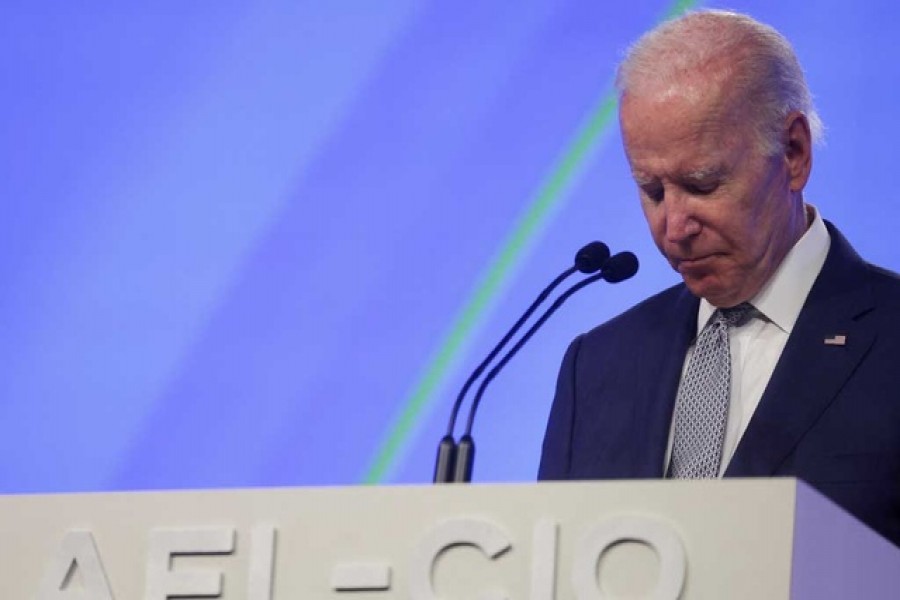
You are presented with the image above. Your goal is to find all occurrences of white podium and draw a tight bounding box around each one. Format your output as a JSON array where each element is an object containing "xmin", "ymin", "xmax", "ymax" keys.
[{"xmin": 1, "ymin": 478, "xmax": 898, "ymax": 599}]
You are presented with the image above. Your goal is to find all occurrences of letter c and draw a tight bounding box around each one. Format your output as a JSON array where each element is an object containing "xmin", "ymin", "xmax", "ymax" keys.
[{"xmin": 410, "ymin": 517, "xmax": 511, "ymax": 600}]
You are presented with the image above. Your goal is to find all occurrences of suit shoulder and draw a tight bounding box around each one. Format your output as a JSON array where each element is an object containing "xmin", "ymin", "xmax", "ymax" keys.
[
  {"xmin": 866, "ymin": 261, "xmax": 900, "ymax": 295},
  {"xmin": 863, "ymin": 262, "xmax": 900, "ymax": 327},
  {"xmin": 581, "ymin": 282, "xmax": 690, "ymax": 342}
]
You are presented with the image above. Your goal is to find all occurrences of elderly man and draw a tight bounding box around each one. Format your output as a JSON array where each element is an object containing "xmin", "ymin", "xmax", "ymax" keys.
[{"xmin": 539, "ymin": 10, "xmax": 900, "ymax": 546}]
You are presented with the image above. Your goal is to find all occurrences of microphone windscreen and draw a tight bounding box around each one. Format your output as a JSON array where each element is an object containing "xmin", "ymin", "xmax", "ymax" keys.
[
  {"xmin": 602, "ymin": 251, "xmax": 639, "ymax": 283},
  {"xmin": 574, "ymin": 241, "xmax": 610, "ymax": 273}
]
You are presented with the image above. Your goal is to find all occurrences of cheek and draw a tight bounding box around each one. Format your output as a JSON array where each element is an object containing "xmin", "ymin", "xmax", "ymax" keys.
[{"xmin": 641, "ymin": 203, "xmax": 665, "ymax": 240}]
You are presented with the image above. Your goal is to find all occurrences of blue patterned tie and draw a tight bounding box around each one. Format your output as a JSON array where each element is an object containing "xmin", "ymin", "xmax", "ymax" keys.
[{"xmin": 668, "ymin": 303, "xmax": 755, "ymax": 478}]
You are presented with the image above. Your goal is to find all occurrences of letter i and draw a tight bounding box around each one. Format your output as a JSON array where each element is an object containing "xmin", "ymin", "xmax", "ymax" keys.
[
  {"xmin": 247, "ymin": 525, "xmax": 277, "ymax": 600},
  {"xmin": 531, "ymin": 519, "xmax": 558, "ymax": 600}
]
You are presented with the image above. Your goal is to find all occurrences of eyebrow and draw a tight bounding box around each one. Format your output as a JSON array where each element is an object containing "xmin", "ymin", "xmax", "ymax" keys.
[
  {"xmin": 631, "ymin": 172, "xmax": 657, "ymax": 186},
  {"xmin": 683, "ymin": 166, "xmax": 726, "ymax": 181},
  {"xmin": 631, "ymin": 166, "xmax": 725, "ymax": 186}
]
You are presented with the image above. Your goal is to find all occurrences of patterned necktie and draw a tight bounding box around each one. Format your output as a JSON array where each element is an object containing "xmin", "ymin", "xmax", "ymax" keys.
[{"xmin": 668, "ymin": 303, "xmax": 755, "ymax": 479}]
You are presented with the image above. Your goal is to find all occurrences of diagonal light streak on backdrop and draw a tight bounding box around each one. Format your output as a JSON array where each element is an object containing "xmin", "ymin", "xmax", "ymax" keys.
[{"xmin": 363, "ymin": 0, "xmax": 700, "ymax": 484}]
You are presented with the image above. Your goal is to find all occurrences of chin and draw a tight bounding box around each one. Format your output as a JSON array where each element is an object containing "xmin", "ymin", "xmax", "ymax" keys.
[{"xmin": 684, "ymin": 279, "xmax": 733, "ymax": 307}]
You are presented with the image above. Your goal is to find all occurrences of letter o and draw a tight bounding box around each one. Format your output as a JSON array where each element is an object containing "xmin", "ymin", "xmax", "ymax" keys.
[{"xmin": 571, "ymin": 515, "xmax": 685, "ymax": 600}]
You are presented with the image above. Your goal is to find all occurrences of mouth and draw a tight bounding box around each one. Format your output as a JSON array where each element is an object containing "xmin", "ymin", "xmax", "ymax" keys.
[{"xmin": 672, "ymin": 254, "xmax": 720, "ymax": 272}]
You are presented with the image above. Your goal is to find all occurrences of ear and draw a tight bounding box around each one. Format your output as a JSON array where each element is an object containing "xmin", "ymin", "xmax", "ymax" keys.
[{"xmin": 783, "ymin": 111, "xmax": 813, "ymax": 192}]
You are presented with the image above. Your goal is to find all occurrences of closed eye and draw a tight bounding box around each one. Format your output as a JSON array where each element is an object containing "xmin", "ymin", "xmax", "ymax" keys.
[
  {"xmin": 684, "ymin": 180, "xmax": 719, "ymax": 196},
  {"xmin": 640, "ymin": 183, "xmax": 664, "ymax": 202}
]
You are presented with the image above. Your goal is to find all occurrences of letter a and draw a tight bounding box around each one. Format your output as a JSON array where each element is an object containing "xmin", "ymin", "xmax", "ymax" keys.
[{"xmin": 36, "ymin": 530, "xmax": 114, "ymax": 600}]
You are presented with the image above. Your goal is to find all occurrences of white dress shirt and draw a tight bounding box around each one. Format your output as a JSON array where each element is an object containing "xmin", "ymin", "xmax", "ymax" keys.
[{"xmin": 665, "ymin": 205, "xmax": 831, "ymax": 476}]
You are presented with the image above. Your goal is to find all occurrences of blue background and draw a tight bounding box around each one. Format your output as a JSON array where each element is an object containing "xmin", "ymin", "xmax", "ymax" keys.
[{"xmin": 2, "ymin": 1, "xmax": 897, "ymax": 492}]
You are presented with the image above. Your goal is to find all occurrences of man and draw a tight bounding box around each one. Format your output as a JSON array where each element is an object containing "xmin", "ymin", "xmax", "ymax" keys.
[{"xmin": 539, "ymin": 10, "xmax": 900, "ymax": 547}]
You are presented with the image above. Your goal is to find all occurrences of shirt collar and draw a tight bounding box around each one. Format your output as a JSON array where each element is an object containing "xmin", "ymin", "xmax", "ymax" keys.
[{"xmin": 696, "ymin": 204, "xmax": 830, "ymax": 334}]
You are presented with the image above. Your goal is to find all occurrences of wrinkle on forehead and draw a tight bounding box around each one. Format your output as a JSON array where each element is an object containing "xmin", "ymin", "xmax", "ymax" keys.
[
  {"xmin": 621, "ymin": 92, "xmax": 752, "ymax": 187},
  {"xmin": 627, "ymin": 79, "xmax": 732, "ymax": 120},
  {"xmin": 621, "ymin": 79, "xmax": 751, "ymax": 162}
]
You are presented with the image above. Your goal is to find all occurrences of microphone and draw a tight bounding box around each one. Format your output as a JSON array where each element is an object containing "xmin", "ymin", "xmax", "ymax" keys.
[
  {"xmin": 574, "ymin": 241, "xmax": 613, "ymax": 273},
  {"xmin": 451, "ymin": 251, "xmax": 639, "ymax": 483},
  {"xmin": 601, "ymin": 251, "xmax": 639, "ymax": 283},
  {"xmin": 433, "ymin": 241, "xmax": 610, "ymax": 483}
]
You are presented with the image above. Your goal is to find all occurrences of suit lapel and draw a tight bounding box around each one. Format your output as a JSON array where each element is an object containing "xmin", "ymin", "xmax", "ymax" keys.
[
  {"xmin": 726, "ymin": 224, "xmax": 877, "ymax": 477},
  {"xmin": 634, "ymin": 287, "xmax": 698, "ymax": 477}
]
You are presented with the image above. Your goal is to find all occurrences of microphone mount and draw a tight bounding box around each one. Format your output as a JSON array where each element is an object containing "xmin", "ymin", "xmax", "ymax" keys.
[{"xmin": 432, "ymin": 241, "xmax": 610, "ymax": 483}]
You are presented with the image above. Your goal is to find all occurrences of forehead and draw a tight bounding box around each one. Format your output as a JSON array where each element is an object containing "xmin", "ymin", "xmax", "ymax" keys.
[{"xmin": 619, "ymin": 83, "xmax": 751, "ymax": 177}]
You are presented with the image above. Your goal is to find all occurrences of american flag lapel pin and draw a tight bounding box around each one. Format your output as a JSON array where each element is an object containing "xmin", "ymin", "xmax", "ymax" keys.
[{"xmin": 824, "ymin": 334, "xmax": 847, "ymax": 346}]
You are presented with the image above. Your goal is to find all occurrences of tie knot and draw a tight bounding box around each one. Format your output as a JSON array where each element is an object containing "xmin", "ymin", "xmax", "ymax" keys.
[{"xmin": 716, "ymin": 302, "xmax": 755, "ymax": 328}]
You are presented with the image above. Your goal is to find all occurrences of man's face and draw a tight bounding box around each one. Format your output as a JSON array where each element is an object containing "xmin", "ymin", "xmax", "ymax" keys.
[{"xmin": 620, "ymin": 83, "xmax": 803, "ymax": 308}]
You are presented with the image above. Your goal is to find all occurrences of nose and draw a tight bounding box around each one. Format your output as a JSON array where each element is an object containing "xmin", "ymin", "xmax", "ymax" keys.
[{"xmin": 663, "ymin": 193, "xmax": 700, "ymax": 243}]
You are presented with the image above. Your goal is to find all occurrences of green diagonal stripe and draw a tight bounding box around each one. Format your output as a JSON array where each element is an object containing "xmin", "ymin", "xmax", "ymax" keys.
[{"xmin": 363, "ymin": 0, "xmax": 700, "ymax": 484}]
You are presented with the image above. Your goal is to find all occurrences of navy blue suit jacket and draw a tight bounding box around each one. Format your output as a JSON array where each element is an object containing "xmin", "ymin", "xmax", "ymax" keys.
[{"xmin": 539, "ymin": 223, "xmax": 900, "ymax": 546}]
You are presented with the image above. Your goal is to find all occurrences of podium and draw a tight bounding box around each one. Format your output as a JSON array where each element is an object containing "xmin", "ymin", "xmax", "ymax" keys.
[{"xmin": 2, "ymin": 478, "xmax": 898, "ymax": 599}]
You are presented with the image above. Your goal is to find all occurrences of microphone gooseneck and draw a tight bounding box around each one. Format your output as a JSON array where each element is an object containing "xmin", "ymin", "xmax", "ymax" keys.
[
  {"xmin": 433, "ymin": 241, "xmax": 610, "ymax": 483},
  {"xmin": 452, "ymin": 251, "xmax": 640, "ymax": 483}
]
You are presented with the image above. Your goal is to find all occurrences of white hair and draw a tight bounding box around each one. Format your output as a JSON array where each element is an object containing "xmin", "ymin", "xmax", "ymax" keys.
[{"xmin": 616, "ymin": 10, "xmax": 824, "ymax": 155}]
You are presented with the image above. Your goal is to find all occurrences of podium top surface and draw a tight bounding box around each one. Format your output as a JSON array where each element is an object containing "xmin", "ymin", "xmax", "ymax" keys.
[{"xmin": 2, "ymin": 478, "xmax": 898, "ymax": 599}]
